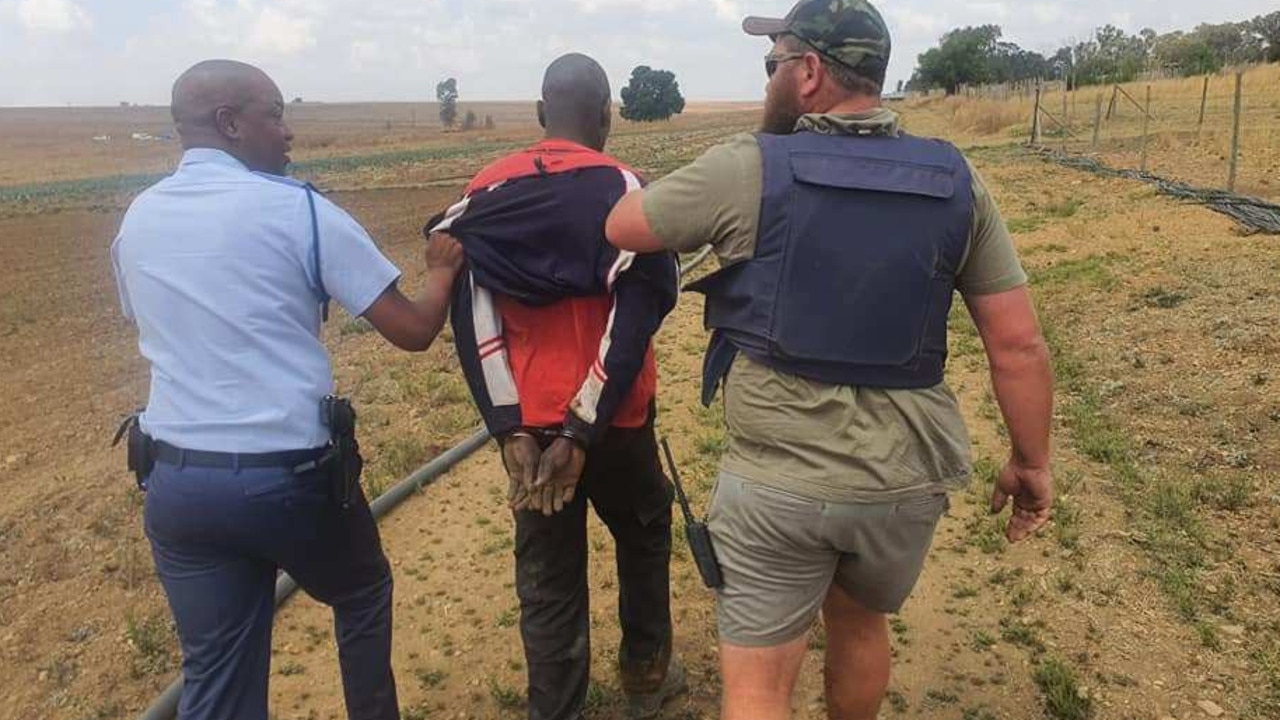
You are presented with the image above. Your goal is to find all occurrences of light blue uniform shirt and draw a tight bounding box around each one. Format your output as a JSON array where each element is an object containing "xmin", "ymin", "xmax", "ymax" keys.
[{"xmin": 112, "ymin": 148, "xmax": 401, "ymax": 453}]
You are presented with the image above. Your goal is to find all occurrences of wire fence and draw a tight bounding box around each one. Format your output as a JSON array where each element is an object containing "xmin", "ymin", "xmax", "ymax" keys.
[
  {"xmin": 1021, "ymin": 65, "xmax": 1279, "ymax": 200},
  {"xmin": 981, "ymin": 64, "xmax": 1280, "ymax": 234},
  {"xmin": 914, "ymin": 65, "xmax": 1278, "ymax": 207}
]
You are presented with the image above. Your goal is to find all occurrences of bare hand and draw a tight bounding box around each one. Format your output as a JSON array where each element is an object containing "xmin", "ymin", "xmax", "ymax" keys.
[
  {"xmin": 991, "ymin": 459, "xmax": 1053, "ymax": 542},
  {"xmin": 531, "ymin": 437, "xmax": 586, "ymax": 516},
  {"xmin": 501, "ymin": 434, "xmax": 541, "ymax": 512},
  {"xmin": 425, "ymin": 231, "xmax": 464, "ymax": 274}
]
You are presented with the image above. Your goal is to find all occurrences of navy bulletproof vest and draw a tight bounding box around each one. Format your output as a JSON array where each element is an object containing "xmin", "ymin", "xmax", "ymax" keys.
[{"xmin": 690, "ymin": 130, "xmax": 973, "ymax": 405}]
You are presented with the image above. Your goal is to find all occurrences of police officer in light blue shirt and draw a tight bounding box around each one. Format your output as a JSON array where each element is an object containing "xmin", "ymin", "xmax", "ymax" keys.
[{"xmin": 111, "ymin": 59, "xmax": 463, "ymax": 720}]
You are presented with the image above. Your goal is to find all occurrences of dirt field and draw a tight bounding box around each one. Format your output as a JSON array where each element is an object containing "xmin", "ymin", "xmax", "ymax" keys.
[{"xmin": 0, "ymin": 96, "xmax": 1277, "ymax": 720}]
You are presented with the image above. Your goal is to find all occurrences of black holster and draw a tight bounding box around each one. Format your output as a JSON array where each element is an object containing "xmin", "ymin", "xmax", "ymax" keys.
[
  {"xmin": 319, "ymin": 395, "xmax": 363, "ymax": 509},
  {"xmin": 112, "ymin": 412, "xmax": 154, "ymax": 490}
]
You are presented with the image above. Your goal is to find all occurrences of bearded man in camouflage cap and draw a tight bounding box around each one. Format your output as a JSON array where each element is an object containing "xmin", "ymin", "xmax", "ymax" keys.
[{"xmin": 605, "ymin": 1, "xmax": 1055, "ymax": 718}]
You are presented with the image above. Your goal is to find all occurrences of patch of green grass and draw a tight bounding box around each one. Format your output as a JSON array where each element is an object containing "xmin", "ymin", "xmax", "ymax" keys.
[
  {"xmin": 1041, "ymin": 319, "xmax": 1224, "ymax": 630},
  {"xmin": 1136, "ymin": 286, "xmax": 1189, "ymax": 309},
  {"xmin": 125, "ymin": 613, "xmax": 174, "ymax": 678},
  {"xmin": 890, "ymin": 616, "xmax": 909, "ymax": 636},
  {"xmin": 584, "ymin": 682, "xmax": 617, "ymax": 711},
  {"xmin": 1196, "ymin": 620, "xmax": 1223, "ymax": 651},
  {"xmin": 1025, "ymin": 242, "xmax": 1071, "ymax": 256},
  {"xmin": 952, "ymin": 584, "xmax": 980, "ymax": 599},
  {"xmin": 415, "ymin": 667, "xmax": 447, "ymax": 689},
  {"xmin": 924, "ymin": 689, "xmax": 960, "ymax": 706},
  {"xmin": 1033, "ymin": 255, "xmax": 1118, "ymax": 291},
  {"xmin": 1055, "ymin": 571, "xmax": 1078, "ymax": 595},
  {"xmin": 1034, "ymin": 657, "xmax": 1094, "ymax": 720},
  {"xmin": 1010, "ymin": 582, "xmax": 1036, "ymax": 611},
  {"xmin": 497, "ymin": 607, "xmax": 518, "ymax": 628},
  {"xmin": 1193, "ymin": 474, "xmax": 1254, "ymax": 512},
  {"xmin": 987, "ymin": 567, "xmax": 1024, "ymax": 587},
  {"xmin": 489, "ymin": 678, "xmax": 523, "ymax": 710},
  {"xmin": 339, "ymin": 317, "xmax": 375, "ymax": 336},
  {"xmin": 1043, "ymin": 198, "xmax": 1085, "ymax": 218},
  {"xmin": 965, "ymin": 514, "xmax": 1006, "ymax": 554},
  {"xmin": 481, "ymin": 536, "xmax": 514, "ymax": 556},
  {"xmin": 886, "ymin": 689, "xmax": 909, "ymax": 713},
  {"xmin": 963, "ymin": 708, "xmax": 998, "ymax": 720},
  {"xmin": 971, "ymin": 630, "xmax": 997, "ymax": 651},
  {"xmin": 695, "ymin": 431, "xmax": 727, "ymax": 457},
  {"xmin": 1007, "ymin": 216, "xmax": 1046, "ymax": 234},
  {"xmin": 1000, "ymin": 616, "xmax": 1045, "ymax": 652},
  {"xmin": 1249, "ymin": 645, "xmax": 1280, "ymax": 718},
  {"xmin": 277, "ymin": 661, "xmax": 306, "ymax": 676},
  {"xmin": 368, "ymin": 434, "xmax": 431, "ymax": 498},
  {"xmin": 1054, "ymin": 497, "xmax": 1082, "ymax": 550}
]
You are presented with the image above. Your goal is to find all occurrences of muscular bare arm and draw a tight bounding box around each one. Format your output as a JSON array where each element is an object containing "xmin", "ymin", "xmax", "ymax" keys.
[{"xmin": 965, "ymin": 285, "xmax": 1054, "ymax": 542}]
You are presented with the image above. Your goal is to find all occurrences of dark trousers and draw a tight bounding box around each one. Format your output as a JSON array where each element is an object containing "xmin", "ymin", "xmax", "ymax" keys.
[
  {"xmin": 144, "ymin": 459, "xmax": 398, "ymax": 720},
  {"xmin": 515, "ymin": 420, "xmax": 675, "ymax": 720}
]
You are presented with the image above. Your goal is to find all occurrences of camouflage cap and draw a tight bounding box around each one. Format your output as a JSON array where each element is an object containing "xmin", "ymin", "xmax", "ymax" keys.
[{"xmin": 743, "ymin": 0, "xmax": 891, "ymax": 72}]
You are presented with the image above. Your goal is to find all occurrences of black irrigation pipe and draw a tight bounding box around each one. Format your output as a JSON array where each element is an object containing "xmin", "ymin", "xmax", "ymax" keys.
[
  {"xmin": 1031, "ymin": 147, "xmax": 1280, "ymax": 235},
  {"xmin": 136, "ymin": 246, "xmax": 716, "ymax": 720}
]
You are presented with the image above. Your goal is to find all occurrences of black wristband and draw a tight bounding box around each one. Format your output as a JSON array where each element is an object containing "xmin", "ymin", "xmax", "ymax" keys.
[{"xmin": 558, "ymin": 428, "xmax": 589, "ymax": 450}]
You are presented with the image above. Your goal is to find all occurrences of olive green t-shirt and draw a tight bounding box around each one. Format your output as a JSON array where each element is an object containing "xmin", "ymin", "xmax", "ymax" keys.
[{"xmin": 642, "ymin": 109, "xmax": 1028, "ymax": 503}]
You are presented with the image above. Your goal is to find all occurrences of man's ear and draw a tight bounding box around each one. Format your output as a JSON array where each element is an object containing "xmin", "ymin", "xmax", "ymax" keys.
[
  {"xmin": 798, "ymin": 53, "xmax": 824, "ymax": 101},
  {"xmin": 600, "ymin": 99, "xmax": 612, "ymax": 137},
  {"xmin": 213, "ymin": 106, "xmax": 241, "ymax": 141},
  {"xmin": 536, "ymin": 100, "xmax": 547, "ymax": 130}
]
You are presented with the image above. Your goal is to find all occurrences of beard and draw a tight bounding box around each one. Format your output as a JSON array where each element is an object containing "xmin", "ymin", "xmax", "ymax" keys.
[{"xmin": 760, "ymin": 83, "xmax": 803, "ymax": 135}]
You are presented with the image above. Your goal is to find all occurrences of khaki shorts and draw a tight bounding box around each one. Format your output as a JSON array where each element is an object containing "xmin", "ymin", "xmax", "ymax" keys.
[{"xmin": 707, "ymin": 471, "xmax": 948, "ymax": 647}]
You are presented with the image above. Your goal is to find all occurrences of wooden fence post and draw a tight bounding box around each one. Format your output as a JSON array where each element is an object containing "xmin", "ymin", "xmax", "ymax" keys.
[
  {"xmin": 1228, "ymin": 71, "xmax": 1243, "ymax": 192},
  {"xmin": 1031, "ymin": 81, "xmax": 1042, "ymax": 146},
  {"xmin": 1140, "ymin": 85, "xmax": 1151, "ymax": 173},
  {"xmin": 1197, "ymin": 75, "xmax": 1209, "ymax": 129},
  {"xmin": 1091, "ymin": 94, "xmax": 1103, "ymax": 150},
  {"xmin": 1106, "ymin": 85, "xmax": 1119, "ymax": 120},
  {"xmin": 1061, "ymin": 84, "xmax": 1069, "ymax": 153}
]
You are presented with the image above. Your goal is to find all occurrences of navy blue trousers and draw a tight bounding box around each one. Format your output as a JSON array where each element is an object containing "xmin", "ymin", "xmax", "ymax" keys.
[{"xmin": 144, "ymin": 459, "xmax": 398, "ymax": 720}]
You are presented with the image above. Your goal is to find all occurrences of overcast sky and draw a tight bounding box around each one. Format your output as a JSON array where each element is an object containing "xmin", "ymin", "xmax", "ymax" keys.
[{"xmin": 0, "ymin": 0, "xmax": 1274, "ymax": 106}]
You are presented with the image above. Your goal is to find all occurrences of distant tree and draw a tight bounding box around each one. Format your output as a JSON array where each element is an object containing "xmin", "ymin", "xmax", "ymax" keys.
[
  {"xmin": 462, "ymin": 110, "xmax": 478, "ymax": 131},
  {"xmin": 1253, "ymin": 11, "xmax": 1280, "ymax": 62},
  {"xmin": 1154, "ymin": 32, "xmax": 1223, "ymax": 75},
  {"xmin": 292, "ymin": 97, "xmax": 304, "ymax": 104},
  {"xmin": 619, "ymin": 66, "xmax": 685, "ymax": 122},
  {"xmin": 436, "ymin": 78, "xmax": 458, "ymax": 128},
  {"xmin": 914, "ymin": 12, "xmax": 1277, "ymax": 93},
  {"xmin": 484, "ymin": 114, "xmax": 496, "ymax": 130},
  {"xmin": 910, "ymin": 25, "xmax": 1002, "ymax": 94},
  {"xmin": 987, "ymin": 41, "xmax": 1052, "ymax": 84}
]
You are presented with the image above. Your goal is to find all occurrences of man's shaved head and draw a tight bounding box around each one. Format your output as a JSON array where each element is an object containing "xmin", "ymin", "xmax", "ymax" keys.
[
  {"xmin": 172, "ymin": 60, "xmax": 273, "ymax": 130},
  {"xmin": 170, "ymin": 59, "xmax": 294, "ymax": 175},
  {"xmin": 538, "ymin": 53, "xmax": 612, "ymax": 151}
]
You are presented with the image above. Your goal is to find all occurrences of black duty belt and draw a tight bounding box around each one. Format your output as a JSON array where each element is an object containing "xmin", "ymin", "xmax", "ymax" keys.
[{"xmin": 152, "ymin": 441, "xmax": 328, "ymax": 471}]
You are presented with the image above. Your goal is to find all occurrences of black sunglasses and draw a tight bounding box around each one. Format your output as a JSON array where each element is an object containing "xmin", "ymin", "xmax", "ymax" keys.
[{"xmin": 764, "ymin": 51, "xmax": 807, "ymax": 78}]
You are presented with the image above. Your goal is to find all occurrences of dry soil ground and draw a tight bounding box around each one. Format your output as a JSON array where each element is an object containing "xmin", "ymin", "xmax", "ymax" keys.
[{"xmin": 0, "ymin": 99, "xmax": 1276, "ymax": 720}]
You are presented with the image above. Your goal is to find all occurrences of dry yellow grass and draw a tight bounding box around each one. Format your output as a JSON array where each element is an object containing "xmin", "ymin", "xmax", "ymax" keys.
[{"xmin": 895, "ymin": 63, "xmax": 1280, "ymax": 200}]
